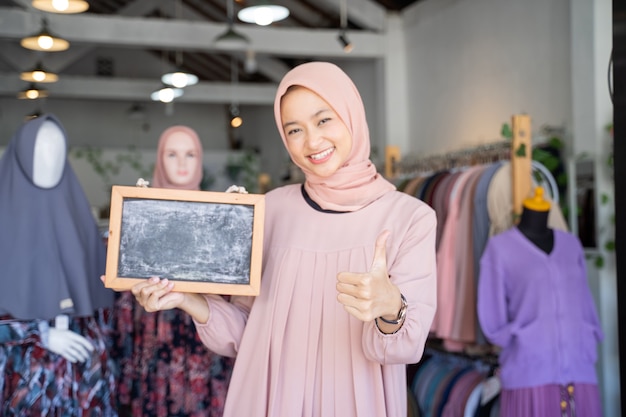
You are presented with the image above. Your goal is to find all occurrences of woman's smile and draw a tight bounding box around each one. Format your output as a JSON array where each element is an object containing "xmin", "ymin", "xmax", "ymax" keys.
[{"xmin": 308, "ymin": 147, "xmax": 335, "ymax": 163}]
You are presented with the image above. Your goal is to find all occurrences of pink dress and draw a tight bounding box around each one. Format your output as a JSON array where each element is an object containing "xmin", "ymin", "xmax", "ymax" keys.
[{"xmin": 195, "ymin": 184, "xmax": 437, "ymax": 417}]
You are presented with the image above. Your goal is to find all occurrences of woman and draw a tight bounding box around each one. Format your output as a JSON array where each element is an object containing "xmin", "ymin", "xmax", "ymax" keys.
[
  {"xmin": 130, "ymin": 62, "xmax": 437, "ymax": 417},
  {"xmin": 112, "ymin": 125, "xmax": 233, "ymax": 417}
]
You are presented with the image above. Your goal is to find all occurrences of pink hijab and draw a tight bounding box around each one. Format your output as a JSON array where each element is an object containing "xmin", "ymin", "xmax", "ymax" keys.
[
  {"xmin": 151, "ymin": 125, "xmax": 204, "ymax": 190},
  {"xmin": 274, "ymin": 61, "xmax": 395, "ymax": 211}
]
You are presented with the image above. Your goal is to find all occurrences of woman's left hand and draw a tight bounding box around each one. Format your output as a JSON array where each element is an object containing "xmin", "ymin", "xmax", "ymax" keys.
[{"xmin": 336, "ymin": 230, "xmax": 402, "ymax": 322}]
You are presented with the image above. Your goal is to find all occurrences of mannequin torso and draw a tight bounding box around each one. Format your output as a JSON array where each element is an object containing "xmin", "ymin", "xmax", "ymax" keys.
[{"xmin": 517, "ymin": 206, "xmax": 554, "ymax": 254}]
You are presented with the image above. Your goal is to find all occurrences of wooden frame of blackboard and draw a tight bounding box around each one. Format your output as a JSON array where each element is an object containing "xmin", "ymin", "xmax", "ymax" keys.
[{"xmin": 104, "ymin": 185, "xmax": 265, "ymax": 296}]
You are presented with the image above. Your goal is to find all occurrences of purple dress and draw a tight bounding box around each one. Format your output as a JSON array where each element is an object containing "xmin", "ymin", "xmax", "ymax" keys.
[{"xmin": 477, "ymin": 227, "xmax": 603, "ymax": 416}]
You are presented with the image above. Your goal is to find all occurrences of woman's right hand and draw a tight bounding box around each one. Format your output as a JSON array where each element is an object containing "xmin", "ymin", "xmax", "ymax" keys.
[
  {"xmin": 131, "ymin": 276, "xmax": 184, "ymax": 312},
  {"xmin": 130, "ymin": 276, "xmax": 211, "ymax": 323}
]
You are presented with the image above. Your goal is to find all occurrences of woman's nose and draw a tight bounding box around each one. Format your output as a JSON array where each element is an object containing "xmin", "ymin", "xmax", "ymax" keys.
[{"xmin": 305, "ymin": 129, "xmax": 324, "ymax": 147}]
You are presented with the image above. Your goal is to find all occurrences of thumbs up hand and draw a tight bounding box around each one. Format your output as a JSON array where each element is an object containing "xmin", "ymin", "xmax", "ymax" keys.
[{"xmin": 336, "ymin": 230, "xmax": 403, "ymax": 323}]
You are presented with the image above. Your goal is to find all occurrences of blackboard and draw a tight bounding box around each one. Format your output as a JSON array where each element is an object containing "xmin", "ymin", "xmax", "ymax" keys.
[{"xmin": 104, "ymin": 186, "xmax": 264, "ymax": 295}]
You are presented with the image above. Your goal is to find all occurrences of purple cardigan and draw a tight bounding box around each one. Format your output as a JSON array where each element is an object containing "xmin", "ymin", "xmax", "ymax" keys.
[{"xmin": 477, "ymin": 227, "xmax": 603, "ymax": 389}]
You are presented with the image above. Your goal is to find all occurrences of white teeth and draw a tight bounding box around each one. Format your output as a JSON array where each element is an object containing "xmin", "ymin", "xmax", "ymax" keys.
[{"xmin": 310, "ymin": 148, "xmax": 334, "ymax": 160}]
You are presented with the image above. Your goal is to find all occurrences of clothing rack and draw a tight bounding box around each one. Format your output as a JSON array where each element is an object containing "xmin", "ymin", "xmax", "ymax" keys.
[
  {"xmin": 393, "ymin": 141, "xmax": 511, "ymax": 176},
  {"xmin": 388, "ymin": 114, "xmax": 533, "ymax": 217}
]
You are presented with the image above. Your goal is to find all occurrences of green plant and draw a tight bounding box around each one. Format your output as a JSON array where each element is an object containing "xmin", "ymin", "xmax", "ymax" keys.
[
  {"xmin": 501, "ymin": 123, "xmax": 568, "ymax": 213},
  {"xmin": 592, "ymin": 122, "xmax": 615, "ymax": 268},
  {"xmin": 71, "ymin": 146, "xmax": 152, "ymax": 193},
  {"xmin": 225, "ymin": 150, "xmax": 259, "ymax": 193}
]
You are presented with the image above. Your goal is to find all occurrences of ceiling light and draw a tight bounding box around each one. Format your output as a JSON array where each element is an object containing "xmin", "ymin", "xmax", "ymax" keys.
[
  {"xmin": 231, "ymin": 115, "xmax": 243, "ymax": 128},
  {"xmin": 214, "ymin": 26, "xmax": 250, "ymax": 48},
  {"xmin": 20, "ymin": 61, "xmax": 59, "ymax": 83},
  {"xmin": 25, "ymin": 108, "xmax": 43, "ymax": 121},
  {"xmin": 337, "ymin": 0, "xmax": 353, "ymax": 53},
  {"xmin": 215, "ymin": 0, "xmax": 250, "ymax": 48},
  {"xmin": 31, "ymin": 0, "xmax": 89, "ymax": 13},
  {"xmin": 17, "ymin": 83, "xmax": 49, "ymax": 100},
  {"xmin": 238, "ymin": 1, "xmax": 289, "ymax": 26},
  {"xmin": 150, "ymin": 85, "xmax": 184, "ymax": 103},
  {"xmin": 230, "ymin": 104, "xmax": 243, "ymax": 128},
  {"xmin": 161, "ymin": 2, "xmax": 198, "ymax": 88},
  {"xmin": 20, "ymin": 19, "xmax": 70, "ymax": 52},
  {"xmin": 161, "ymin": 52, "xmax": 198, "ymax": 87},
  {"xmin": 161, "ymin": 70, "xmax": 199, "ymax": 88},
  {"xmin": 337, "ymin": 31, "xmax": 353, "ymax": 53}
]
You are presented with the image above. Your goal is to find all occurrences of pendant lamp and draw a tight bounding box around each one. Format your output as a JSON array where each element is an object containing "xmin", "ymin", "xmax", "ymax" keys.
[
  {"xmin": 214, "ymin": 0, "xmax": 250, "ymax": 48},
  {"xmin": 17, "ymin": 83, "xmax": 49, "ymax": 100},
  {"xmin": 337, "ymin": 31, "xmax": 353, "ymax": 53},
  {"xmin": 161, "ymin": 1, "xmax": 198, "ymax": 88},
  {"xmin": 20, "ymin": 61, "xmax": 59, "ymax": 83},
  {"xmin": 31, "ymin": 0, "xmax": 89, "ymax": 14},
  {"xmin": 161, "ymin": 51, "xmax": 199, "ymax": 88},
  {"xmin": 337, "ymin": 0, "xmax": 353, "ymax": 53},
  {"xmin": 214, "ymin": 27, "xmax": 250, "ymax": 48},
  {"xmin": 21, "ymin": 19, "xmax": 70, "ymax": 52},
  {"xmin": 237, "ymin": 1, "xmax": 289, "ymax": 26},
  {"xmin": 150, "ymin": 85, "xmax": 184, "ymax": 103},
  {"xmin": 229, "ymin": 57, "xmax": 243, "ymax": 128}
]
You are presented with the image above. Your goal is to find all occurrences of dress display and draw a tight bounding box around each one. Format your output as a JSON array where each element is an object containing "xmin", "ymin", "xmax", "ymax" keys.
[
  {"xmin": 111, "ymin": 125, "xmax": 233, "ymax": 417},
  {"xmin": 477, "ymin": 206, "xmax": 603, "ymax": 416},
  {"xmin": 0, "ymin": 114, "xmax": 117, "ymax": 416}
]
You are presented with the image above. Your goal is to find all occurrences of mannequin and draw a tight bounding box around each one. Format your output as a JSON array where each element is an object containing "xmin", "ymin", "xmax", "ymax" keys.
[
  {"xmin": 111, "ymin": 125, "xmax": 233, "ymax": 417},
  {"xmin": 0, "ymin": 114, "xmax": 117, "ymax": 415},
  {"xmin": 477, "ymin": 186, "xmax": 604, "ymax": 417},
  {"xmin": 516, "ymin": 186, "xmax": 554, "ymax": 253}
]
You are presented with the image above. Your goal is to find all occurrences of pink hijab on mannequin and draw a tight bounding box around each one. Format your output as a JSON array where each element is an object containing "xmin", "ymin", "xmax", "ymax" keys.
[
  {"xmin": 274, "ymin": 61, "xmax": 395, "ymax": 212},
  {"xmin": 151, "ymin": 125, "xmax": 203, "ymax": 190}
]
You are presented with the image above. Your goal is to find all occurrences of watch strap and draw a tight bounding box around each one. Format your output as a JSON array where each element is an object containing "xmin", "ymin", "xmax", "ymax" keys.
[{"xmin": 377, "ymin": 293, "xmax": 407, "ymax": 325}]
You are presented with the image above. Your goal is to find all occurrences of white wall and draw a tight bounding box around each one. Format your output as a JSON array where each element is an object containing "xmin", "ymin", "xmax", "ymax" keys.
[{"xmin": 401, "ymin": 0, "xmax": 572, "ymax": 154}]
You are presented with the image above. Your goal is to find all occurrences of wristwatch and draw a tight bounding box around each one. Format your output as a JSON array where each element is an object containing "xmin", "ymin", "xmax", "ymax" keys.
[{"xmin": 378, "ymin": 294, "xmax": 408, "ymax": 325}]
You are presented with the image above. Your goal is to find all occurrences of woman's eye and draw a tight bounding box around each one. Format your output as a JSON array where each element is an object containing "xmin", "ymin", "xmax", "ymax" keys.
[
  {"xmin": 286, "ymin": 128, "xmax": 300, "ymax": 136},
  {"xmin": 318, "ymin": 117, "xmax": 331, "ymax": 126}
]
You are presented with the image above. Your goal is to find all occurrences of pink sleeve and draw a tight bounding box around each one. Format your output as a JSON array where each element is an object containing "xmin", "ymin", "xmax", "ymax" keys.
[
  {"xmin": 361, "ymin": 206, "xmax": 437, "ymax": 365},
  {"xmin": 193, "ymin": 294, "xmax": 255, "ymax": 357}
]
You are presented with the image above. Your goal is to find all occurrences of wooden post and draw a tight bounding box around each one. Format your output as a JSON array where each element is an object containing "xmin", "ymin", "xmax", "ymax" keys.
[
  {"xmin": 385, "ymin": 145, "xmax": 401, "ymax": 179},
  {"xmin": 511, "ymin": 114, "xmax": 532, "ymax": 220}
]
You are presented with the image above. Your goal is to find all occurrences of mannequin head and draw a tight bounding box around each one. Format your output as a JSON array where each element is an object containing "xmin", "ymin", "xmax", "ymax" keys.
[
  {"xmin": 152, "ymin": 125, "xmax": 203, "ymax": 190},
  {"xmin": 162, "ymin": 130, "xmax": 200, "ymax": 187},
  {"xmin": 33, "ymin": 120, "xmax": 66, "ymax": 188}
]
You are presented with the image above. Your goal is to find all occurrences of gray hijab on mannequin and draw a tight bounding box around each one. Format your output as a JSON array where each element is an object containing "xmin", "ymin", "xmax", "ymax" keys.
[{"xmin": 0, "ymin": 114, "xmax": 113, "ymax": 320}]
